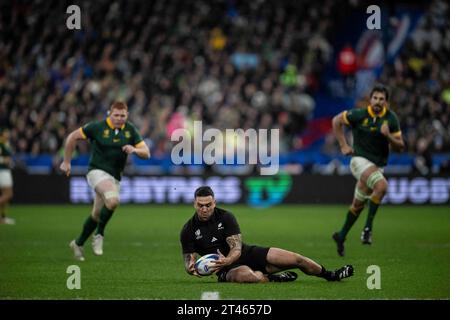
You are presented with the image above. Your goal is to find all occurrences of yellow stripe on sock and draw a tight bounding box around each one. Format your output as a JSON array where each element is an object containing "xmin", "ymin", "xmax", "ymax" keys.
[{"xmin": 370, "ymin": 195, "xmax": 381, "ymax": 204}]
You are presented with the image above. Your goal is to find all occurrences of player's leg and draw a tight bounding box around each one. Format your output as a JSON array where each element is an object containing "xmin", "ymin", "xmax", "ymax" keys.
[
  {"xmin": 74, "ymin": 193, "xmax": 102, "ymax": 246},
  {"xmin": 222, "ymin": 265, "xmax": 269, "ymax": 283},
  {"xmin": 0, "ymin": 186, "xmax": 13, "ymax": 206},
  {"xmin": 361, "ymin": 169, "xmax": 388, "ymax": 244},
  {"xmin": 265, "ymin": 248, "xmax": 353, "ymax": 281},
  {"xmin": 332, "ymin": 180, "xmax": 370, "ymax": 256},
  {"xmin": 70, "ymin": 192, "xmax": 103, "ymax": 261},
  {"xmin": 94, "ymin": 179, "xmax": 120, "ymax": 237},
  {"xmin": 0, "ymin": 202, "xmax": 15, "ymax": 225},
  {"xmin": 0, "ymin": 174, "xmax": 14, "ymax": 224}
]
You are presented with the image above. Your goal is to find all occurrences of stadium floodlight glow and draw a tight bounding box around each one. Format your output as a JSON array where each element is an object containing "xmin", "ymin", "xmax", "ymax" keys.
[{"xmin": 170, "ymin": 121, "xmax": 279, "ymax": 175}]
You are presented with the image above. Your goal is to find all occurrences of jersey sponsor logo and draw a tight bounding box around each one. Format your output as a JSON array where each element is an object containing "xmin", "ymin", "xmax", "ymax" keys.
[
  {"xmin": 195, "ymin": 229, "xmax": 202, "ymax": 240},
  {"xmin": 113, "ymin": 138, "xmax": 121, "ymax": 143},
  {"xmin": 211, "ymin": 237, "xmax": 218, "ymax": 242},
  {"xmin": 217, "ymin": 223, "xmax": 224, "ymax": 230}
]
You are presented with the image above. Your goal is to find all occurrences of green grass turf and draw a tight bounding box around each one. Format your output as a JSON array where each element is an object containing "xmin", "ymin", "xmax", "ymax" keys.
[{"xmin": 1, "ymin": 204, "xmax": 449, "ymax": 300}]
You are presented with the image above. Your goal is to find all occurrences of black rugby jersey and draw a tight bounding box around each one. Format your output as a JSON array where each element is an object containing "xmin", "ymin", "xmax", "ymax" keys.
[{"xmin": 180, "ymin": 207, "xmax": 250, "ymax": 256}]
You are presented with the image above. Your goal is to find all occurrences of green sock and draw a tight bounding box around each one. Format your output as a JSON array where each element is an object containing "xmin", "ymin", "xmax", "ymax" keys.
[
  {"xmin": 365, "ymin": 196, "xmax": 380, "ymax": 231},
  {"xmin": 96, "ymin": 206, "xmax": 114, "ymax": 236},
  {"xmin": 76, "ymin": 216, "xmax": 98, "ymax": 246},
  {"xmin": 338, "ymin": 209, "xmax": 361, "ymax": 240}
]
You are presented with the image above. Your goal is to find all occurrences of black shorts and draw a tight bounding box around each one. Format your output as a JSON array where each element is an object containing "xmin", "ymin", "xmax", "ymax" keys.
[{"xmin": 217, "ymin": 245, "xmax": 270, "ymax": 282}]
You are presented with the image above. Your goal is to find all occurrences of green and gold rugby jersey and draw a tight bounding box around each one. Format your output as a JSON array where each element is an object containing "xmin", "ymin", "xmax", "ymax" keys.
[
  {"xmin": 0, "ymin": 141, "xmax": 12, "ymax": 170},
  {"xmin": 343, "ymin": 105, "xmax": 401, "ymax": 167},
  {"xmin": 80, "ymin": 118, "xmax": 144, "ymax": 181}
]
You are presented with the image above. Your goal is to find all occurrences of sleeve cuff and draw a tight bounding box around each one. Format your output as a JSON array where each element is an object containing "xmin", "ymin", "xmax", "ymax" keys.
[
  {"xmin": 79, "ymin": 127, "xmax": 87, "ymax": 139},
  {"xmin": 342, "ymin": 111, "xmax": 350, "ymax": 125},
  {"xmin": 134, "ymin": 141, "xmax": 146, "ymax": 148}
]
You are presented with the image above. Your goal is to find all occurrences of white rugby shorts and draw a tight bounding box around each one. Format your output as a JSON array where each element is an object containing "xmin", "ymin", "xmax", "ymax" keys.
[
  {"xmin": 0, "ymin": 169, "xmax": 13, "ymax": 188},
  {"xmin": 350, "ymin": 156, "xmax": 384, "ymax": 181},
  {"xmin": 86, "ymin": 169, "xmax": 120, "ymax": 191}
]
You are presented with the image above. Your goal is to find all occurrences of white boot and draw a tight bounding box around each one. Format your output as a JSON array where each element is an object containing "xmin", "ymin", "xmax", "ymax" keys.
[
  {"xmin": 92, "ymin": 234, "xmax": 104, "ymax": 256},
  {"xmin": 69, "ymin": 240, "xmax": 85, "ymax": 261}
]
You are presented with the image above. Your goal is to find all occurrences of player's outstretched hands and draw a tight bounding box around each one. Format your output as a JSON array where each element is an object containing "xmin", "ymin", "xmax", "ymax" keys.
[
  {"xmin": 340, "ymin": 144, "xmax": 354, "ymax": 156},
  {"xmin": 210, "ymin": 249, "xmax": 230, "ymax": 273},
  {"xmin": 187, "ymin": 255, "xmax": 201, "ymax": 277},
  {"xmin": 122, "ymin": 144, "xmax": 136, "ymax": 155},
  {"xmin": 59, "ymin": 161, "xmax": 71, "ymax": 177}
]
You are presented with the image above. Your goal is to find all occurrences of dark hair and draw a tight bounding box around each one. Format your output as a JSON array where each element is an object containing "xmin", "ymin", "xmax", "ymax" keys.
[
  {"xmin": 370, "ymin": 84, "xmax": 389, "ymax": 101},
  {"xmin": 194, "ymin": 186, "xmax": 215, "ymax": 198}
]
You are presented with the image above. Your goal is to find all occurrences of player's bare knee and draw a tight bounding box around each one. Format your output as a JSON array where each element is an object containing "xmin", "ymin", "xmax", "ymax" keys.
[
  {"xmin": 105, "ymin": 197, "xmax": 120, "ymax": 210},
  {"xmin": 350, "ymin": 202, "xmax": 364, "ymax": 214},
  {"xmin": 2, "ymin": 188, "xmax": 13, "ymax": 201},
  {"xmin": 231, "ymin": 268, "xmax": 262, "ymax": 283},
  {"xmin": 295, "ymin": 253, "xmax": 305, "ymax": 266},
  {"xmin": 373, "ymin": 180, "xmax": 388, "ymax": 199}
]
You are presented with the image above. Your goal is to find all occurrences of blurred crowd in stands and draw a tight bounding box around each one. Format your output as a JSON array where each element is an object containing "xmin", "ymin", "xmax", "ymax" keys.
[
  {"xmin": 380, "ymin": 0, "xmax": 450, "ymax": 174},
  {"xmin": 0, "ymin": 0, "xmax": 449, "ymax": 174},
  {"xmin": 0, "ymin": 0, "xmax": 342, "ymax": 157}
]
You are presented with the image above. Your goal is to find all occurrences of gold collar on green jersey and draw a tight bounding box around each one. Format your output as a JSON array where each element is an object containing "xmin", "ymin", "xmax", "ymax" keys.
[
  {"xmin": 367, "ymin": 105, "xmax": 387, "ymax": 118},
  {"xmin": 106, "ymin": 117, "xmax": 126, "ymax": 130}
]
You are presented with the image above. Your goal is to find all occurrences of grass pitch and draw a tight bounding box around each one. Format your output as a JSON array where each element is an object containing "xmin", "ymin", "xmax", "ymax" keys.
[{"xmin": 1, "ymin": 204, "xmax": 449, "ymax": 299}]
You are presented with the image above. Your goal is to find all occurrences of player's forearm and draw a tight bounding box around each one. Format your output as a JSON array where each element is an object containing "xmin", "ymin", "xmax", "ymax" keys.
[
  {"xmin": 63, "ymin": 132, "xmax": 78, "ymax": 162},
  {"xmin": 388, "ymin": 135, "xmax": 405, "ymax": 151},
  {"xmin": 183, "ymin": 253, "xmax": 196, "ymax": 274},
  {"xmin": 134, "ymin": 145, "xmax": 150, "ymax": 159},
  {"xmin": 225, "ymin": 248, "xmax": 242, "ymax": 264},
  {"xmin": 332, "ymin": 116, "xmax": 349, "ymax": 148},
  {"xmin": 225, "ymin": 234, "xmax": 242, "ymax": 265}
]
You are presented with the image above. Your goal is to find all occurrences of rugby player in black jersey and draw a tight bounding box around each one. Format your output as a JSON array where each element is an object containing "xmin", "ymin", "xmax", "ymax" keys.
[{"xmin": 180, "ymin": 186, "xmax": 354, "ymax": 283}]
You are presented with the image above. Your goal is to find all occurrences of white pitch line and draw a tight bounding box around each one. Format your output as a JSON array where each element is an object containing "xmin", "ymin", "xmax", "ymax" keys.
[{"xmin": 201, "ymin": 291, "xmax": 220, "ymax": 300}]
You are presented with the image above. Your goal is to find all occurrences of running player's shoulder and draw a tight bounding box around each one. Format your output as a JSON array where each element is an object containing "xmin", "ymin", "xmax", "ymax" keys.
[
  {"xmin": 84, "ymin": 119, "xmax": 103, "ymax": 129},
  {"xmin": 387, "ymin": 109, "xmax": 399, "ymax": 119},
  {"xmin": 215, "ymin": 208, "xmax": 237, "ymax": 223},
  {"xmin": 345, "ymin": 107, "xmax": 367, "ymax": 118},
  {"xmin": 348, "ymin": 107, "xmax": 367, "ymax": 115},
  {"xmin": 181, "ymin": 215, "xmax": 195, "ymax": 233},
  {"xmin": 215, "ymin": 207, "xmax": 233, "ymax": 216},
  {"xmin": 125, "ymin": 121, "xmax": 139, "ymax": 131}
]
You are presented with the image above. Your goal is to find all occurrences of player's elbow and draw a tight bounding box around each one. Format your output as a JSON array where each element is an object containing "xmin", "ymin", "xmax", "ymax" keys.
[
  {"xmin": 393, "ymin": 140, "xmax": 405, "ymax": 152},
  {"xmin": 142, "ymin": 148, "xmax": 151, "ymax": 159},
  {"xmin": 332, "ymin": 115, "xmax": 343, "ymax": 131}
]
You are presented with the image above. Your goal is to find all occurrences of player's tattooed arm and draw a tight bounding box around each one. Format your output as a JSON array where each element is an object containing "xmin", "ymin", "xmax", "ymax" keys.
[
  {"xmin": 210, "ymin": 234, "xmax": 242, "ymax": 272},
  {"xmin": 225, "ymin": 234, "xmax": 242, "ymax": 264},
  {"xmin": 183, "ymin": 253, "xmax": 199, "ymax": 276}
]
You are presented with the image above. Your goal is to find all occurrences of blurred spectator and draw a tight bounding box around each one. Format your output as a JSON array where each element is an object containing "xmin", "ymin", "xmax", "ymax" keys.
[{"xmin": 337, "ymin": 43, "xmax": 357, "ymax": 94}]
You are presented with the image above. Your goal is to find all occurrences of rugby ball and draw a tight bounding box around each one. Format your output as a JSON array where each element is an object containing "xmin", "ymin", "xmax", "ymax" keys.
[{"xmin": 194, "ymin": 253, "xmax": 220, "ymax": 276}]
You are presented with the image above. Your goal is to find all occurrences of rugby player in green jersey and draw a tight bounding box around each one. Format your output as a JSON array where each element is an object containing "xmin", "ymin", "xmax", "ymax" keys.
[
  {"xmin": 60, "ymin": 102, "xmax": 150, "ymax": 261},
  {"xmin": 331, "ymin": 85, "xmax": 404, "ymax": 256}
]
